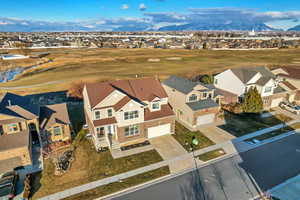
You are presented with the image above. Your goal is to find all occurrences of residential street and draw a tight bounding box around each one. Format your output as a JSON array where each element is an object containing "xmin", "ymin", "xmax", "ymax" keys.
[{"xmin": 110, "ymin": 133, "xmax": 300, "ymax": 200}]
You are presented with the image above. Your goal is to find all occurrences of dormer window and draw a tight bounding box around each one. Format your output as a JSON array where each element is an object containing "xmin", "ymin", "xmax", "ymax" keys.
[
  {"xmin": 264, "ymin": 86, "xmax": 272, "ymax": 93},
  {"xmin": 152, "ymin": 102, "xmax": 160, "ymax": 110},
  {"xmin": 107, "ymin": 109, "xmax": 113, "ymax": 117},
  {"xmin": 189, "ymin": 94, "xmax": 197, "ymax": 102},
  {"xmin": 95, "ymin": 111, "xmax": 101, "ymax": 120}
]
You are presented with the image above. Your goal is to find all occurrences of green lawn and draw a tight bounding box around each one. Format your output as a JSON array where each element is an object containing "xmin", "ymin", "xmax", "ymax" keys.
[
  {"xmin": 31, "ymin": 136, "xmax": 163, "ymax": 199},
  {"xmin": 62, "ymin": 166, "xmax": 170, "ymax": 200},
  {"xmin": 172, "ymin": 122, "xmax": 215, "ymax": 152},
  {"xmin": 219, "ymin": 112, "xmax": 293, "ymax": 137},
  {"xmin": 197, "ymin": 149, "xmax": 226, "ymax": 162}
]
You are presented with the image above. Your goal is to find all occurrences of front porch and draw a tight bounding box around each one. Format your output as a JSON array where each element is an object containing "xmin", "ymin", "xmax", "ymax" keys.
[{"xmin": 94, "ymin": 124, "xmax": 120, "ymax": 151}]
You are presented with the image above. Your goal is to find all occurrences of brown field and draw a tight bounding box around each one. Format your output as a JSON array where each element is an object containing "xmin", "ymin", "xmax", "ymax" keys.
[{"xmin": 1, "ymin": 48, "xmax": 300, "ymax": 95}]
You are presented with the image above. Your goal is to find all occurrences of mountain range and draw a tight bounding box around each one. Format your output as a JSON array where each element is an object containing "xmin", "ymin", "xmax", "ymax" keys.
[{"xmin": 0, "ymin": 17, "xmax": 299, "ymax": 32}]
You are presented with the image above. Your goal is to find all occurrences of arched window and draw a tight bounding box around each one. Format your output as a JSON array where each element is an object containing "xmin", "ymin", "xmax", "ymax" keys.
[
  {"xmin": 189, "ymin": 94, "xmax": 197, "ymax": 102},
  {"xmin": 95, "ymin": 111, "xmax": 101, "ymax": 120}
]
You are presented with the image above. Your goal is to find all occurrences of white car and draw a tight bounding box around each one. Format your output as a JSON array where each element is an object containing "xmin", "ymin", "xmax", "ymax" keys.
[{"xmin": 280, "ymin": 102, "xmax": 300, "ymax": 115}]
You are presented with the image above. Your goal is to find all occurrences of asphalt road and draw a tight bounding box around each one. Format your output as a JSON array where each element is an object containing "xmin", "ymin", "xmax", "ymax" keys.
[{"xmin": 110, "ymin": 133, "xmax": 300, "ymax": 200}]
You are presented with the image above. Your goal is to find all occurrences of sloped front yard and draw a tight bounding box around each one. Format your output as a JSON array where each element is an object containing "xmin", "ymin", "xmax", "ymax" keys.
[
  {"xmin": 31, "ymin": 137, "xmax": 163, "ymax": 199},
  {"xmin": 172, "ymin": 122, "xmax": 215, "ymax": 152},
  {"xmin": 219, "ymin": 112, "xmax": 293, "ymax": 137}
]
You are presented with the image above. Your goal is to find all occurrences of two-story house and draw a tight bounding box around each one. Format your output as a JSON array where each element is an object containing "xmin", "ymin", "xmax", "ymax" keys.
[
  {"xmin": 83, "ymin": 78, "xmax": 175, "ymax": 151},
  {"xmin": 0, "ymin": 93, "xmax": 39, "ymax": 172},
  {"xmin": 162, "ymin": 76, "xmax": 224, "ymax": 130},
  {"xmin": 214, "ymin": 66, "xmax": 297, "ymax": 109}
]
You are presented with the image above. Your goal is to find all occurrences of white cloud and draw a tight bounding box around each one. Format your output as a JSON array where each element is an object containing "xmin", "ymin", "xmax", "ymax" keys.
[
  {"xmin": 121, "ymin": 4, "xmax": 129, "ymax": 10},
  {"xmin": 1, "ymin": 8, "xmax": 300, "ymax": 31},
  {"xmin": 139, "ymin": 3, "xmax": 146, "ymax": 11}
]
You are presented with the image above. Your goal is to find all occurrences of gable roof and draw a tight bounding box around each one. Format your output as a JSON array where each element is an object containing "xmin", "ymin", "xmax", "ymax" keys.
[
  {"xmin": 0, "ymin": 93, "xmax": 39, "ymax": 120},
  {"xmin": 39, "ymin": 103, "xmax": 70, "ymax": 130},
  {"xmin": 255, "ymin": 77, "xmax": 273, "ymax": 86},
  {"xmin": 280, "ymin": 81, "xmax": 297, "ymax": 91},
  {"xmin": 113, "ymin": 96, "xmax": 132, "ymax": 111},
  {"xmin": 85, "ymin": 78, "xmax": 168, "ymax": 108},
  {"xmin": 231, "ymin": 66, "xmax": 276, "ymax": 84},
  {"xmin": 163, "ymin": 75, "xmax": 215, "ymax": 94},
  {"xmin": 276, "ymin": 66, "xmax": 300, "ymax": 80}
]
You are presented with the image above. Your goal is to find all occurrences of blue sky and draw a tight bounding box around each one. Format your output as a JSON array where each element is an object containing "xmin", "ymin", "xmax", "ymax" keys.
[
  {"xmin": 1, "ymin": 0, "xmax": 300, "ymax": 31},
  {"xmin": 1, "ymin": 0, "xmax": 300, "ymax": 21}
]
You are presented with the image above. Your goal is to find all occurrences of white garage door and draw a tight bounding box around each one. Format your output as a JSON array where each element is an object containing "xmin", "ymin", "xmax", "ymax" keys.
[
  {"xmin": 148, "ymin": 124, "xmax": 171, "ymax": 138},
  {"xmin": 197, "ymin": 114, "xmax": 215, "ymax": 126},
  {"xmin": 271, "ymin": 98, "xmax": 283, "ymax": 108}
]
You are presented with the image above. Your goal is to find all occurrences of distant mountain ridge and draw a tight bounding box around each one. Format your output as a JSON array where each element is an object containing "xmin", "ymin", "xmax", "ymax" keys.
[
  {"xmin": 288, "ymin": 25, "xmax": 300, "ymax": 31},
  {"xmin": 0, "ymin": 17, "xmax": 295, "ymax": 32},
  {"xmin": 157, "ymin": 22, "xmax": 278, "ymax": 31}
]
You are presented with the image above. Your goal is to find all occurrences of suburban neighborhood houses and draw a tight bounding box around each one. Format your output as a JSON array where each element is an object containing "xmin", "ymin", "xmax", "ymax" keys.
[
  {"xmin": 83, "ymin": 78, "xmax": 175, "ymax": 154},
  {"xmin": 214, "ymin": 66, "xmax": 298, "ymax": 109},
  {"xmin": 1, "ymin": 65, "xmax": 300, "ymax": 199},
  {"xmin": 162, "ymin": 75, "xmax": 225, "ymax": 130}
]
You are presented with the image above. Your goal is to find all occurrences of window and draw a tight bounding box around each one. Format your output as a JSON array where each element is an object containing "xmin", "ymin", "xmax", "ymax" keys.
[
  {"xmin": 152, "ymin": 102, "xmax": 160, "ymax": 110},
  {"xmin": 0, "ymin": 125, "xmax": 3, "ymax": 136},
  {"xmin": 203, "ymin": 93, "xmax": 207, "ymax": 98},
  {"xmin": 214, "ymin": 79, "xmax": 218, "ymax": 84},
  {"xmin": 125, "ymin": 125, "xmax": 139, "ymax": 137},
  {"xmin": 8, "ymin": 123, "xmax": 18, "ymax": 132},
  {"xmin": 53, "ymin": 126, "xmax": 62, "ymax": 136},
  {"xmin": 208, "ymin": 93, "xmax": 212, "ymax": 99},
  {"xmin": 189, "ymin": 94, "xmax": 197, "ymax": 102},
  {"xmin": 97, "ymin": 127, "xmax": 105, "ymax": 137},
  {"xmin": 124, "ymin": 111, "xmax": 139, "ymax": 120},
  {"xmin": 264, "ymin": 86, "xmax": 272, "ymax": 93},
  {"xmin": 107, "ymin": 109, "xmax": 113, "ymax": 117},
  {"xmin": 95, "ymin": 111, "xmax": 100, "ymax": 120}
]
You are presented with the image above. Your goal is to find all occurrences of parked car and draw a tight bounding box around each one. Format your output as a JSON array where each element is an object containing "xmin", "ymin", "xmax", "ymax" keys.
[
  {"xmin": 0, "ymin": 171, "xmax": 18, "ymax": 200},
  {"xmin": 280, "ymin": 102, "xmax": 300, "ymax": 115}
]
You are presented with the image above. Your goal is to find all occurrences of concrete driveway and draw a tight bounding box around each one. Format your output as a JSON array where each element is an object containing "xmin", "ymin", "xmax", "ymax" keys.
[
  {"xmin": 198, "ymin": 125, "xmax": 235, "ymax": 144},
  {"xmin": 150, "ymin": 135, "xmax": 194, "ymax": 173}
]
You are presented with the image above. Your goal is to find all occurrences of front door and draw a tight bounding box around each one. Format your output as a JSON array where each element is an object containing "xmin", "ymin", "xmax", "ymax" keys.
[{"xmin": 97, "ymin": 127, "xmax": 105, "ymax": 138}]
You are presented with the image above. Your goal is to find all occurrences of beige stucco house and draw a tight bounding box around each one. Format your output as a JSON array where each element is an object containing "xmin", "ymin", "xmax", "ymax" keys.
[
  {"xmin": 0, "ymin": 93, "xmax": 73, "ymax": 173},
  {"xmin": 83, "ymin": 78, "xmax": 175, "ymax": 151},
  {"xmin": 0, "ymin": 93, "xmax": 40, "ymax": 172},
  {"xmin": 39, "ymin": 103, "xmax": 72, "ymax": 148},
  {"xmin": 162, "ymin": 75, "xmax": 224, "ymax": 130}
]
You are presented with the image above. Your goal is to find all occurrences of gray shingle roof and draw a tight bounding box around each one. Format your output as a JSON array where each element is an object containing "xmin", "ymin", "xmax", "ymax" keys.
[
  {"xmin": 39, "ymin": 103, "xmax": 71, "ymax": 130},
  {"xmin": 0, "ymin": 93, "xmax": 39, "ymax": 120},
  {"xmin": 231, "ymin": 66, "xmax": 276, "ymax": 84},
  {"xmin": 255, "ymin": 77, "xmax": 272, "ymax": 86},
  {"xmin": 163, "ymin": 75, "xmax": 198, "ymax": 94},
  {"xmin": 0, "ymin": 129, "xmax": 30, "ymax": 152},
  {"xmin": 186, "ymin": 99, "xmax": 219, "ymax": 111},
  {"xmin": 163, "ymin": 75, "xmax": 215, "ymax": 94}
]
